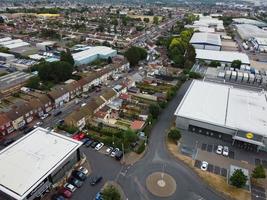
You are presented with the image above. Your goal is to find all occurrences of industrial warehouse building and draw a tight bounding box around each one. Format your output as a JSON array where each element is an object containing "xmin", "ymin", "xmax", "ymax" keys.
[
  {"xmin": 0, "ymin": 127, "xmax": 82, "ymax": 200},
  {"xmin": 195, "ymin": 49, "xmax": 250, "ymax": 66},
  {"xmin": 175, "ymin": 80, "xmax": 267, "ymax": 152},
  {"xmin": 0, "ymin": 52, "xmax": 15, "ymax": 61},
  {"xmin": 0, "ymin": 38, "xmax": 30, "ymax": 50},
  {"xmin": 190, "ymin": 32, "xmax": 222, "ymax": 51},
  {"xmin": 251, "ymin": 37, "xmax": 267, "ymax": 52},
  {"xmin": 236, "ymin": 24, "xmax": 267, "ymax": 40},
  {"xmin": 72, "ymin": 46, "xmax": 117, "ymax": 66}
]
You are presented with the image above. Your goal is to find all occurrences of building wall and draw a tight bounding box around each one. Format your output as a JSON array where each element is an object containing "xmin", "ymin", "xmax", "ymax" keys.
[
  {"xmin": 192, "ymin": 43, "xmax": 221, "ymax": 51},
  {"xmin": 175, "ymin": 116, "xmax": 236, "ymax": 136}
]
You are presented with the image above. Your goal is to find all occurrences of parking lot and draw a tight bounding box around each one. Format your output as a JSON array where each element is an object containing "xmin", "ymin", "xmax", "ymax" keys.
[
  {"xmin": 200, "ymin": 143, "xmax": 235, "ymax": 159},
  {"xmin": 194, "ymin": 160, "xmax": 228, "ymax": 178}
]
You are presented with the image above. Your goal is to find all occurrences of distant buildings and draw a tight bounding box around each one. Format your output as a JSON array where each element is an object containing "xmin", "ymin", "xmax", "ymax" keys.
[{"xmin": 72, "ymin": 46, "xmax": 117, "ymax": 66}]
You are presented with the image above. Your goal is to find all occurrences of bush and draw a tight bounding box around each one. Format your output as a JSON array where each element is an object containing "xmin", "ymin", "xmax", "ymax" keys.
[
  {"xmin": 188, "ymin": 71, "xmax": 202, "ymax": 79},
  {"xmin": 58, "ymin": 124, "xmax": 78, "ymax": 134},
  {"xmin": 102, "ymin": 185, "xmax": 121, "ymax": 200},
  {"xmin": 149, "ymin": 104, "xmax": 160, "ymax": 119},
  {"xmin": 252, "ymin": 165, "xmax": 266, "ymax": 179},
  {"xmin": 135, "ymin": 141, "xmax": 146, "ymax": 154},
  {"xmin": 168, "ymin": 128, "xmax": 181, "ymax": 142},
  {"xmin": 230, "ymin": 169, "xmax": 248, "ymax": 188}
]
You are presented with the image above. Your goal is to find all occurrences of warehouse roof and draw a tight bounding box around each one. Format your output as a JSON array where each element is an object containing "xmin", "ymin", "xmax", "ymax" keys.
[
  {"xmin": 233, "ymin": 18, "xmax": 267, "ymax": 27},
  {"xmin": 236, "ymin": 24, "xmax": 267, "ymax": 40},
  {"xmin": 0, "ymin": 127, "xmax": 82, "ymax": 200},
  {"xmin": 175, "ymin": 80, "xmax": 267, "ymax": 137},
  {"xmin": 195, "ymin": 49, "xmax": 250, "ymax": 65},
  {"xmin": 190, "ymin": 32, "xmax": 221, "ymax": 46},
  {"xmin": 72, "ymin": 46, "xmax": 117, "ymax": 61},
  {"xmin": 253, "ymin": 37, "xmax": 267, "ymax": 46}
]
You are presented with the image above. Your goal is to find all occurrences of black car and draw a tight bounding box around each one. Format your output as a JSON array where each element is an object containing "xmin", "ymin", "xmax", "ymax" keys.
[
  {"xmin": 115, "ymin": 151, "xmax": 123, "ymax": 161},
  {"xmin": 85, "ymin": 140, "xmax": 93, "ymax": 147},
  {"xmin": 90, "ymin": 141, "xmax": 99, "ymax": 148},
  {"xmin": 54, "ymin": 111, "xmax": 62, "ymax": 116},
  {"xmin": 72, "ymin": 170, "xmax": 87, "ymax": 181},
  {"xmin": 51, "ymin": 194, "xmax": 65, "ymax": 200},
  {"xmin": 23, "ymin": 127, "xmax": 34, "ymax": 134},
  {"xmin": 89, "ymin": 176, "xmax": 103, "ymax": 186},
  {"xmin": 3, "ymin": 139, "xmax": 15, "ymax": 147},
  {"xmin": 81, "ymin": 138, "xmax": 90, "ymax": 145},
  {"xmin": 18, "ymin": 126, "xmax": 27, "ymax": 131},
  {"xmin": 69, "ymin": 177, "xmax": 83, "ymax": 188}
]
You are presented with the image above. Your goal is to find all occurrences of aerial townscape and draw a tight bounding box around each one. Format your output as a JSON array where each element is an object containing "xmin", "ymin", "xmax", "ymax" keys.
[{"xmin": 0, "ymin": 0, "xmax": 267, "ymax": 200}]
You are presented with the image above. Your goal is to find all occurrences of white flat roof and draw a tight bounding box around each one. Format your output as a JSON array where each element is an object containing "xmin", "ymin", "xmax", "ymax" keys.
[
  {"xmin": 72, "ymin": 46, "xmax": 116, "ymax": 61},
  {"xmin": 254, "ymin": 37, "xmax": 267, "ymax": 45},
  {"xmin": 175, "ymin": 80, "xmax": 267, "ymax": 137},
  {"xmin": 195, "ymin": 49, "xmax": 250, "ymax": 65},
  {"xmin": 190, "ymin": 32, "xmax": 221, "ymax": 46},
  {"xmin": 0, "ymin": 127, "xmax": 82, "ymax": 200}
]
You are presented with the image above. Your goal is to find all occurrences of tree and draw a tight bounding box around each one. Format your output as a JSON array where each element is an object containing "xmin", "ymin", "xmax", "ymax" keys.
[
  {"xmin": 252, "ymin": 165, "xmax": 266, "ymax": 179},
  {"xmin": 97, "ymin": 23, "xmax": 105, "ymax": 32},
  {"xmin": 26, "ymin": 76, "xmax": 40, "ymax": 89},
  {"xmin": 209, "ymin": 61, "xmax": 221, "ymax": 68},
  {"xmin": 143, "ymin": 18, "xmax": 150, "ymax": 23},
  {"xmin": 124, "ymin": 46, "xmax": 147, "ymax": 67},
  {"xmin": 149, "ymin": 104, "xmax": 160, "ymax": 119},
  {"xmin": 230, "ymin": 169, "xmax": 248, "ymax": 188},
  {"xmin": 102, "ymin": 185, "xmax": 121, "ymax": 200},
  {"xmin": 231, "ymin": 60, "xmax": 242, "ymax": 69},
  {"xmin": 168, "ymin": 128, "xmax": 181, "ymax": 142},
  {"xmin": 153, "ymin": 16, "xmax": 159, "ymax": 25},
  {"xmin": 111, "ymin": 18, "xmax": 118, "ymax": 26},
  {"xmin": 38, "ymin": 61, "xmax": 73, "ymax": 83},
  {"xmin": 60, "ymin": 49, "xmax": 74, "ymax": 66},
  {"xmin": 189, "ymin": 71, "xmax": 202, "ymax": 79}
]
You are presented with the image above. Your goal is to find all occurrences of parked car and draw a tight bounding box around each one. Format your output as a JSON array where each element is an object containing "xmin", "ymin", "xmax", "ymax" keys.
[
  {"xmin": 105, "ymin": 147, "xmax": 113, "ymax": 155},
  {"xmin": 58, "ymin": 188, "xmax": 72, "ymax": 198},
  {"xmin": 201, "ymin": 161, "xmax": 208, "ymax": 171},
  {"xmin": 34, "ymin": 121, "xmax": 43, "ymax": 128},
  {"xmin": 95, "ymin": 142, "xmax": 104, "ymax": 151},
  {"xmin": 3, "ymin": 139, "xmax": 15, "ymax": 147},
  {"xmin": 64, "ymin": 183, "xmax": 76, "ymax": 193},
  {"xmin": 110, "ymin": 148, "xmax": 120, "ymax": 157},
  {"xmin": 40, "ymin": 113, "xmax": 49, "ymax": 120},
  {"xmin": 81, "ymin": 138, "xmax": 90, "ymax": 145},
  {"xmin": 81, "ymin": 103, "xmax": 86, "ymax": 107},
  {"xmin": 85, "ymin": 139, "xmax": 93, "ymax": 147},
  {"xmin": 95, "ymin": 192, "xmax": 103, "ymax": 200},
  {"xmin": 90, "ymin": 141, "xmax": 99, "ymax": 148},
  {"xmin": 223, "ymin": 146, "xmax": 229, "ymax": 156},
  {"xmin": 78, "ymin": 166, "xmax": 88, "ymax": 175},
  {"xmin": 115, "ymin": 151, "xmax": 123, "ymax": 161},
  {"xmin": 23, "ymin": 127, "xmax": 34, "ymax": 134},
  {"xmin": 57, "ymin": 119, "xmax": 64, "ymax": 125},
  {"xmin": 72, "ymin": 170, "xmax": 87, "ymax": 181},
  {"xmin": 72, "ymin": 132, "xmax": 85, "ymax": 141},
  {"xmin": 216, "ymin": 145, "xmax": 223, "ymax": 155},
  {"xmin": 54, "ymin": 111, "xmax": 62, "ymax": 116},
  {"xmin": 52, "ymin": 194, "xmax": 65, "ymax": 200},
  {"xmin": 69, "ymin": 177, "xmax": 83, "ymax": 188},
  {"xmin": 89, "ymin": 176, "xmax": 103, "ymax": 186}
]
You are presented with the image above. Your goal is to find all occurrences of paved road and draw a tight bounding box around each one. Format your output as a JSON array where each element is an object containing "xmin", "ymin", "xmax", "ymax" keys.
[{"xmin": 73, "ymin": 80, "xmax": 226, "ymax": 200}]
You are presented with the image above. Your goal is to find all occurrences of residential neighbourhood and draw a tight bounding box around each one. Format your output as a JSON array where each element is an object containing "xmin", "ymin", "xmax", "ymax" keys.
[{"xmin": 0, "ymin": 1, "xmax": 267, "ymax": 200}]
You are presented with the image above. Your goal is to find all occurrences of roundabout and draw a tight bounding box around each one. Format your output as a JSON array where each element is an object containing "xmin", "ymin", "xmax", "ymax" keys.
[{"xmin": 146, "ymin": 172, "xmax": 177, "ymax": 197}]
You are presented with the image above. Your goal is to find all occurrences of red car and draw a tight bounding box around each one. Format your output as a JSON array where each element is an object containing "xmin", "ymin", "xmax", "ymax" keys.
[
  {"xmin": 59, "ymin": 188, "xmax": 72, "ymax": 198},
  {"xmin": 72, "ymin": 132, "xmax": 85, "ymax": 141}
]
